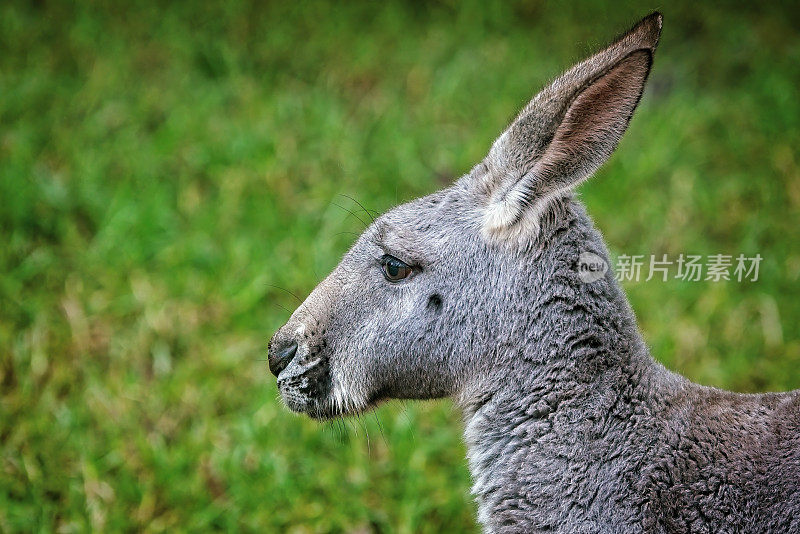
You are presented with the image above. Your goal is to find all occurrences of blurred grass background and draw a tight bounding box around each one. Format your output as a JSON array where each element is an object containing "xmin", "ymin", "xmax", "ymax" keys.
[{"xmin": 1, "ymin": 0, "xmax": 799, "ymax": 531}]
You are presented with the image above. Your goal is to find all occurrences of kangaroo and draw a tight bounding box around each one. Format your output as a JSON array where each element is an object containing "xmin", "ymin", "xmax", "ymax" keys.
[{"xmin": 268, "ymin": 13, "xmax": 800, "ymax": 533}]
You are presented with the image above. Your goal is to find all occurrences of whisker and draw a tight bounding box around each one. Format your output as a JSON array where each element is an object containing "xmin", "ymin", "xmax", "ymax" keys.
[
  {"xmin": 338, "ymin": 193, "xmax": 378, "ymax": 224},
  {"xmin": 373, "ymin": 412, "xmax": 389, "ymax": 449},
  {"xmin": 270, "ymin": 289, "xmax": 328, "ymax": 330},
  {"xmin": 266, "ymin": 284, "xmax": 303, "ymax": 304},
  {"xmin": 270, "ymin": 287, "xmax": 325, "ymax": 329},
  {"xmin": 273, "ymin": 302, "xmax": 293, "ymax": 315},
  {"xmin": 332, "ymin": 201, "xmax": 369, "ymax": 229},
  {"xmin": 400, "ymin": 401, "xmax": 417, "ymax": 444},
  {"xmin": 356, "ymin": 414, "xmax": 371, "ymax": 456},
  {"xmin": 336, "ymin": 418, "xmax": 347, "ymax": 444}
]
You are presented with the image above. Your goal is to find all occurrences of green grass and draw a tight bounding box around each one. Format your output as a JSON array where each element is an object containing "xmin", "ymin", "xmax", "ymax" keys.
[{"xmin": 1, "ymin": 1, "xmax": 799, "ymax": 531}]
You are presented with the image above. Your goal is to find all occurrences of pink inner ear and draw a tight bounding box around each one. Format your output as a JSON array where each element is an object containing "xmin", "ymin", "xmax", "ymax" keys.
[{"xmin": 539, "ymin": 49, "xmax": 652, "ymax": 188}]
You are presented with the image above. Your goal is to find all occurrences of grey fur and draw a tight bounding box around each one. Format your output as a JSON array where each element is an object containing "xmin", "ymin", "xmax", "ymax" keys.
[{"xmin": 268, "ymin": 13, "xmax": 800, "ymax": 533}]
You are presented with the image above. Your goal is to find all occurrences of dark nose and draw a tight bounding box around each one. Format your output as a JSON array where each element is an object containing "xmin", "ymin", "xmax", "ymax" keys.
[{"xmin": 268, "ymin": 338, "xmax": 298, "ymax": 377}]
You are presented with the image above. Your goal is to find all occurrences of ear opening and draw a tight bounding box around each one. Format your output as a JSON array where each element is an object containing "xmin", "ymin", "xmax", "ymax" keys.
[
  {"xmin": 475, "ymin": 13, "xmax": 662, "ymax": 242},
  {"xmin": 529, "ymin": 49, "xmax": 653, "ymax": 194}
]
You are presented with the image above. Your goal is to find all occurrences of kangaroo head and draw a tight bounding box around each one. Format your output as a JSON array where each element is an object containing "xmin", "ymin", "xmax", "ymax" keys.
[{"xmin": 269, "ymin": 13, "xmax": 662, "ymax": 419}]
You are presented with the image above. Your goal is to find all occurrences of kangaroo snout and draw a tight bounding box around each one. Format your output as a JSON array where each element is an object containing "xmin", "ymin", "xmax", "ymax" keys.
[{"xmin": 269, "ymin": 310, "xmax": 337, "ymax": 417}]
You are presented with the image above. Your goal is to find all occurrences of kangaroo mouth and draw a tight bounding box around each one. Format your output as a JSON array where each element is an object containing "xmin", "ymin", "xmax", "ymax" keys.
[{"xmin": 275, "ymin": 357, "xmax": 334, "ymax": 419}]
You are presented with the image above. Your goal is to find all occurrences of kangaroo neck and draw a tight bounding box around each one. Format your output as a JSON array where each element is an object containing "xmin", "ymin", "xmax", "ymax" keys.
[{"xmin": 455, "ymin": 212, "xmax": 669, "ymax": 530}]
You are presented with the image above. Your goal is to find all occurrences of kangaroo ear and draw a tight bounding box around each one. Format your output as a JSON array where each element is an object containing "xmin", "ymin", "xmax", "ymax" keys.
[{"xmin": 474, "ymin": 12, "xmax": 662, "ymax": 240}]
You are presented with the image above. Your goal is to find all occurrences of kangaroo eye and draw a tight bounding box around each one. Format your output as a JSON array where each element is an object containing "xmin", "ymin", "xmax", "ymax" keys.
[{"xmin": 381, "ymin": 255, "xmax": 413, "ymax": 282}]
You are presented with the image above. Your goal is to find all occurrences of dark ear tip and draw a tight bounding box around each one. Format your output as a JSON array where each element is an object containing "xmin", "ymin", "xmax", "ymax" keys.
[
  {"xmin": 632, "ymin": 11, "xmax": 663, "ymax": 50},
  {"xmin": 647, "ymin": 11, "xmax": 664, "ymax": 33}
]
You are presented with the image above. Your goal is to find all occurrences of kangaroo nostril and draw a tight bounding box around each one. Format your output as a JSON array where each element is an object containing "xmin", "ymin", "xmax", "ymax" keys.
[{"xmin": 269, "ymin": 339, "xmax": 298, "ymax": 377}]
